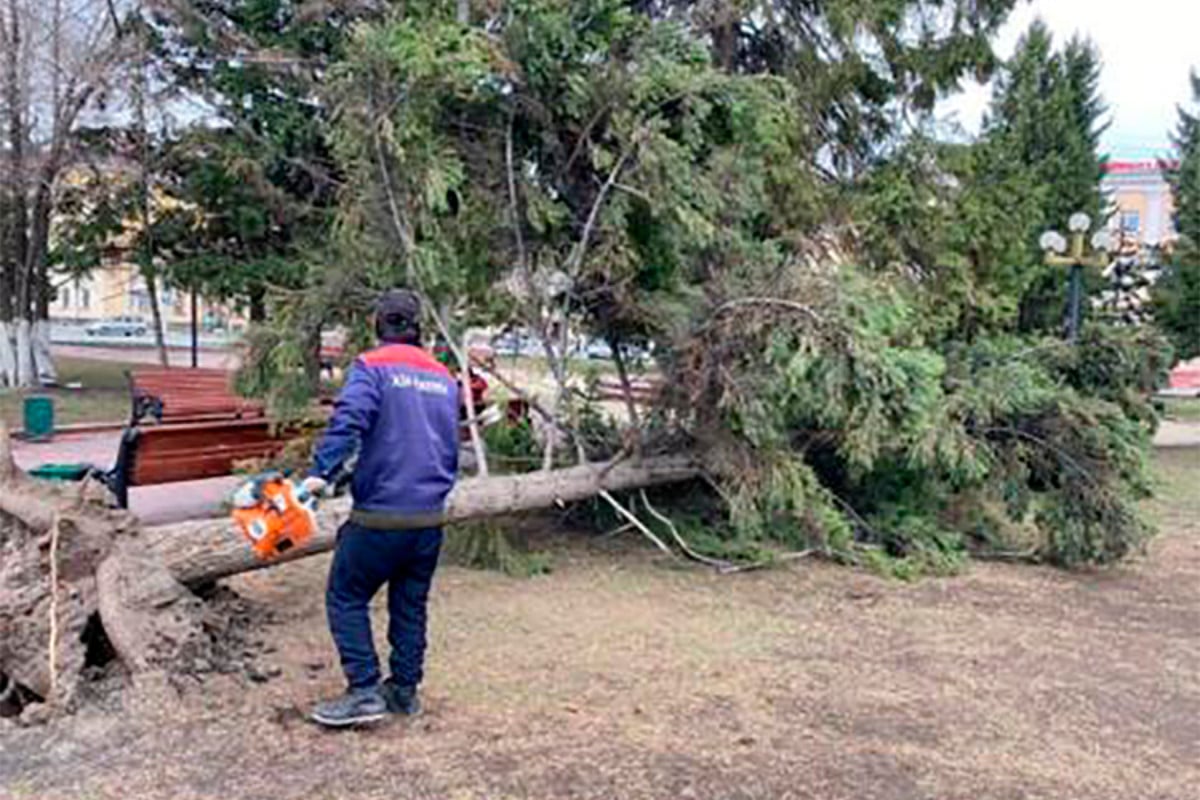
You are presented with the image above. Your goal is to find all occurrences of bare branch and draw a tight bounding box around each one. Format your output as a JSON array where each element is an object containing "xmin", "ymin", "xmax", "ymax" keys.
[
  {"xmin": 371, "ymin": 110, "xmax": 416, "ymax": 258},
  {"xmin": 104, "ymin": 0, "xmax": 121, "ymax": 34},
  {"xmin": 565, "ymin": 134, "xmax": 640, "ymax": 278},
  {"xmin": 460, "ymin": 330, "xmax": 489, "ymax": 478},
  {"xmin": 504, "ymin": 111, "xmax": 528, "ymax": 279},
  {"xmin": 717, "ymin": 550, "xmax": 815, "ymax": 575},
  {"xmin": 599, "ymin": 489, "xmax": 676, "ymax": 559},
  {"xmin": 710, "ymin": 297, "xmax": 824, "ymax": 326},
  {"xmin": 638, "ymin": 490, "xmax": 734, "ymax": 570},
  {"xmin": 366, "ymin": 97, "xmax": 487, "ymax": 472},
  {"xmin": 979, "ymin": 426, "xmax": 1099, "ymax": 488},
  {"xmin": 609, "ymin": 334, "xmax": 642, "ymax": 436}
]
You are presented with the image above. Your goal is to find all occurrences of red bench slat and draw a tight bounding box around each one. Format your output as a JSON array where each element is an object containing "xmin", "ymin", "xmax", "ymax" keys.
[
  {"xmin": 119, "ymin": 419, "xmax": 293, "ymax": 493},
  {"xmin": 128, "ymin": 366, "xmax": 265, "ymax": 424}
]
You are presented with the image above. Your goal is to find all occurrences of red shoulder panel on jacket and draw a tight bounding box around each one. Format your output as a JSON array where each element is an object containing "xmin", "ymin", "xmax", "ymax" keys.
[{"xmin": 359, "ymin": 344, "xmax": 451, "ymax": 376}]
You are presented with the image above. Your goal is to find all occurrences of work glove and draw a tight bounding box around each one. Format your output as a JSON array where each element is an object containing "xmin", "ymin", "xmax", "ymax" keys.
[{"xmin": 301, "ymin": 476, "xmax": 329, "ymax": 498}]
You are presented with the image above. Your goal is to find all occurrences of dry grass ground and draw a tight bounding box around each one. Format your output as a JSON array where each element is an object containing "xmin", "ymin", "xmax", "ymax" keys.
[{"xmin": 2, "ymin": 449, "xmax": 1200, "ymax": 800}]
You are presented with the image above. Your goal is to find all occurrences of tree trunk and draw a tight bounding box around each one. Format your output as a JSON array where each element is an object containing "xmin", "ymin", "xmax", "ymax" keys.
[
  {"xmin": 31, "ymin": 319, "xmax": 57, "ymax": 386},
  {"xmin": 151, "ymin": 455, "xmax": 698, "ymax": 587},
  {"xmin": 0, "ymin": 194, "xmax": 15, "ymax": 388},
  {"xmin": 711, "ymin": 10, "xmax": 738, "ymax": 71},
  {"xmin": 143, "ymin": 269, "xmax": 170, "ymax": 368},
  {"xmin": 2, "ymin": 0, "xmax": 37, "ymax": 389},
  {"xmin": 460, "ymin": 330, "xmax": 489, "ymax": 477},
  {"xmin": 132, "ymin": 21, "xmax": 169, "ymax": 370},
  {"xmin": 608, "ymin": 335, "xmax": 642, "ymax": 434},
  {"xmin": 0, "ymin": 448, "xmax": 696, "ymax": 712},
  {"xmin": 26, "ymin": 176, "xmax": 57, "ymax": 386},
  {"xmin": 0, "ymin": 324, "xmax": 15, "ymax": 387},
  {"xmin": 248, "ymin": 285, "xmax": 267, "ymax": 323},
  {"xmin": 4, "ymin": 0, "xmax": 27, "ymax": 293},
  {"xmin": 13, "ymin": 318, "xmax": 32, "ymax": 386}
]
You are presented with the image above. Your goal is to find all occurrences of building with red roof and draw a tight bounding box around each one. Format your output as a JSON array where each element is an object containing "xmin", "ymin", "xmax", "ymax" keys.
[{"xmin": 1101, "ymin": 160, "xmax": 1178, "ymax": 247}]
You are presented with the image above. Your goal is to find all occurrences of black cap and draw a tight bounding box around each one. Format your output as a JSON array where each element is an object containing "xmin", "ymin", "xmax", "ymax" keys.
[
  {"xmin": 376, "ymin": 289, "xmax": 421, "ymax": 326},
  {"xmin": 375, "ymin": 289, "xmax": 422, "ymax": 344}
]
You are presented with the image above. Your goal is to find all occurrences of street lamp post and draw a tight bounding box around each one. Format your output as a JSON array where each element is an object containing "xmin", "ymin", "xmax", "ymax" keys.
[{"xmin": 1039, "ymin": 212, "xmax": 1119, "ymax": 343}]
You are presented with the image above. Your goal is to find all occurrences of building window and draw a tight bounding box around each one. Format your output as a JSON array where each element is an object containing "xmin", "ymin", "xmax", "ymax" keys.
[
  {"xmin": 80, "ymin": 288, "xmax": 91, "ymax": 309},
  {"xmin": 1121, "ymin": 210, "xmax": 1141, "ymax": 233},
  {"xmin": 60, "ymin": 289, "xmax": 71, "ymax": 309}
]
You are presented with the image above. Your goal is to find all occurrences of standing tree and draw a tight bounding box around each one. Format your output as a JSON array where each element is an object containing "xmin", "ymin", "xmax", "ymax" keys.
[
  {"xmin": 0, "ymin": 0, "xmax": 128, "ymax": 387},
  {"xmin": 143, "ymin": 0, "xmax": 353, "ymax": 323},
  {"xmin": 145, "ymin": 129, "xmax": 319, "ymax": 323},
  {"xmin": 981, "ymin": 22, "xmax": 1108, "ymax": 333},
  {"xmin": 662, "ymin": 0, "xmax": 1019, "ymax": 175},
  {"xmin": 1154, "ymin": 72, "xmax": 1200, "ymax": 360}
]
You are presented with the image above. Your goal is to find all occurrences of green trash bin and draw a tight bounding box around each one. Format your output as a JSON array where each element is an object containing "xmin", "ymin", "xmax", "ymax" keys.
[
  {"xmin": 28, "ymin": 463, "xmax": 92, "ymax": 482},
  {"xmin": 22, "ymin": 395, "xmax": 54, "ymax": 442}
]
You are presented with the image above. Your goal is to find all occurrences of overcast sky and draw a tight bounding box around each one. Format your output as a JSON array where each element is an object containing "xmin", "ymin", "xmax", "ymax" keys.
[{"xmin": 939, "ymin": 0, "xmax": 1200, "ymax": 160}]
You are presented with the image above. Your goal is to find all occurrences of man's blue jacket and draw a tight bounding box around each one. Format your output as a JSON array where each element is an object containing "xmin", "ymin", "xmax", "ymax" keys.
[{"xmin": 311, "ymin": 343, "xmax": 460, "ymax": 528}]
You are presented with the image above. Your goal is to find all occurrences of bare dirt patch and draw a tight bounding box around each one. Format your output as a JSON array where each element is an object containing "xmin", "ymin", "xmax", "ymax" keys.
[{"xmin": 3, "ymin": 451, "xmax": 1200, "ymax": 800}]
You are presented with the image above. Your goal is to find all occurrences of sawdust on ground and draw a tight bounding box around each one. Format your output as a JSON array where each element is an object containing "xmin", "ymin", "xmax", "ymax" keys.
[{"xmin": 2, "ymin": 449, "xmax": 1200, "ymax": 800}]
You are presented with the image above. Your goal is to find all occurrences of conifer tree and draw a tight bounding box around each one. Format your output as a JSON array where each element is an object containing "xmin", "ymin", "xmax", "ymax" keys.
[
  {"xmin": 1154, "ymin": 72, "xmax": 1200, "ymax": 359},
  {"xmin": 983, "ymin": 21, "xmax": 1108, "ymax": 332}
]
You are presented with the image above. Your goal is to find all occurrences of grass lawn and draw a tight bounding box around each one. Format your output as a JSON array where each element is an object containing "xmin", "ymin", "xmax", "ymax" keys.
[{"xmin": 0, "ymin": 356, "xmax": 134, "ymax": 429}]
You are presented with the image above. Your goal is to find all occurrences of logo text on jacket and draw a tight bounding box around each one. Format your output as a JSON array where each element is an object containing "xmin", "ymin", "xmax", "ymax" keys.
[{"xmin": 391, "ymin": 373, "xmax": 451, "ymax": 396}]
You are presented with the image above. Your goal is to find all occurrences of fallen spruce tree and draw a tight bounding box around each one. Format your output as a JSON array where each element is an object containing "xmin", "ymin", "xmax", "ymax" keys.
[
  {"xmin": 0, "ymin": 422, "xmax": 696, "ymax": 716},
  {"xmin": 3, "ymin": 0, "xmax": 1176, "ymax": 722}
]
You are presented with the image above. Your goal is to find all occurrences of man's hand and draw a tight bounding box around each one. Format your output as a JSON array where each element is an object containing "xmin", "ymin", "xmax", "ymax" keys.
[{"xmin": 301, "ymin": 476, "xmax": 329, "ymax": 498}]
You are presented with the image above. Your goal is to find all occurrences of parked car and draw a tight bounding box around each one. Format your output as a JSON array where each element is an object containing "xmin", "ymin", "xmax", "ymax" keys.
[
  {"xmin": 494, "ymin": 331, "xmax": 543, "ymax": 358},
  {"xmin": 583, "ymin": 339, "xmax": 613, "ymax": 360},
  {"xmin": 85, "ymin": 316, "xmax": 149, "ymax": 338}
]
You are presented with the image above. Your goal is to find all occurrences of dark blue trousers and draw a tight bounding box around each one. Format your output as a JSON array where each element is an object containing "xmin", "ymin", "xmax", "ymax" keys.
[{"xmin": 326, "ymin": 523, "xmax": 443, "ymax": 690}]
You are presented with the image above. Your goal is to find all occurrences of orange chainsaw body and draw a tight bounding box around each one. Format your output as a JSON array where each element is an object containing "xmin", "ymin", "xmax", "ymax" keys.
[{"xmin": 231, "ymin": 476, "xmax": 318, "ymax": 561}]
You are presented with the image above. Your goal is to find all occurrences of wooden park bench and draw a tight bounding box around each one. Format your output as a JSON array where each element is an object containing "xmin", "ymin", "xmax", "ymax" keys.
[
  {"xmin": 595, "ymin": 375, "xmax": 663, "ymax": 405},
  {"xmin": 105, "ymin": 368, "xmax": 338, "ymax": 507},
  {"xmin": 107, "ymin": 417, "xmax": 293, "ymax": 508},
  {"xmin": 127, "ymin": 367, "xmax": 265, "ymax": 425}
]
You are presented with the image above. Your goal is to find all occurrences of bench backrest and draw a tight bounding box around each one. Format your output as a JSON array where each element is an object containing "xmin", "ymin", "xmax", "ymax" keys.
[
  {"xmin": 128, "ymin": 367, "xmax": 264, "ymax": 424},
  {"xmin": 595, "ymin": 376, "xmax": 662, "ymax": 403}
]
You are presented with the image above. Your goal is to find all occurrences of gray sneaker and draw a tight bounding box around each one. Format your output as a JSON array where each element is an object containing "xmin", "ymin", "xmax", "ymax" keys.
[
  {"xmin": 381, "ymin": 679, "xmax": 422, "ymax": 716},
  {"xmin": 310, "ymin": 685, "xmax": 388, "ymax": 728}
]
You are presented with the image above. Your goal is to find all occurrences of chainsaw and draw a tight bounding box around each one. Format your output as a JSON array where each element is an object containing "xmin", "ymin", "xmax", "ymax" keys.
[{"xmin": 230, "ymin": 473, "xmax": 319, "ymax": 561}]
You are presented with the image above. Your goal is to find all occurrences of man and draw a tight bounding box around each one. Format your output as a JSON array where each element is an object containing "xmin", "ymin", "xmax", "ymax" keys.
[{"xmin": 304, "ymin": 289, "xmax": 460, "ymax": 727}]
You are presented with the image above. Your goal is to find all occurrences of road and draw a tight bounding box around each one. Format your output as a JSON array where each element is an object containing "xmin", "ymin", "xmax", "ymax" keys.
[
  {"xmin": 50, "ymin": 323, "xmax": 232, "ymax": 350},
  {"xmin": 1153, "ymin": 419, "xmax": 1200, "ymax": 448},
  {"xmin": 53, "ymin": 343, "xmax": 239, "ymax": 369}
]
